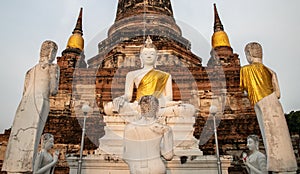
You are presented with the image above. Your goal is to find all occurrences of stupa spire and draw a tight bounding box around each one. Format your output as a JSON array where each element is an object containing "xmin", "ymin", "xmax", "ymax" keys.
[
  {"xmin": 211, "ymin": 4, "xmax": 231, "ymax": 48},
  {"xmin": 213, "ymin": 3, "xmax": 224, "ymax": 32},
  {"xmin": 73, "ymin": 7, "xmax": 83, "ymax": 35},
  {"xmin": 66, "ymin": 8, "xmax": 84, "ymax": 51}
]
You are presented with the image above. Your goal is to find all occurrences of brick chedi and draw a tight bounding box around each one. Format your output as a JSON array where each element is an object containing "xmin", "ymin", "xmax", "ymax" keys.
[{"xmin": 0, "ymin": 2, "xmax": 262, "ymax": 173}]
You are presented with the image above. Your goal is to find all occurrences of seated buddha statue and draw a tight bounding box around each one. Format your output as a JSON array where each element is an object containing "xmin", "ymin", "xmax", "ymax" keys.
[{"xmin": 104, "ymin": 36, "xmax": 195, "ymax": 119}]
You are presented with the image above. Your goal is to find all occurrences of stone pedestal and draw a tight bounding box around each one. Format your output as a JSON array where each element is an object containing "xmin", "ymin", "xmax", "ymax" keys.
[
  {"xmin": 95, "ymin": 115, "xmax": 202, "ymax": 157},
  {"xmin": 66, "ymin": 155, "xmax": 232, "ymax": 174},
  {"xmin": 67, "ymin": 113, "xmax": 232, "ymax": 174}
]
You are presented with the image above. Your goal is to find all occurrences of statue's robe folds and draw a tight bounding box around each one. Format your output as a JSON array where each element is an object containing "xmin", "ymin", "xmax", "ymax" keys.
[
  {"xmin": 2, "ymin": 64, "xmax": 59, "ymax": 173},
  {"xmin": 246, "ymin": 151, "xmax": 267, "ymax": 174},
  {"xmin": 240, "ymin": 63, "xmax": 297, "ymax": 172},
  {"xmin": 136, "ymin": 69, "xmax": 169, "ymax": 101}
]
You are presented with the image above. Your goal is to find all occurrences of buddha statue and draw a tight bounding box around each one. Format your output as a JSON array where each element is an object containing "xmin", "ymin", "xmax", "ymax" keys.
[
  {"xmin": 240, "ymin": 42, "xmax": 297, "ymax": 173},
  {"xmin": 33, "ymin": 133, "xmax": 59, "ymax": 174},
  {"xmin": 104, "ymin": 36, "xmax": 195, "ymax": 120},
  {"xmin": 2, "ymin": 40, "xmax": 60, "ymax": 173},
  {"xmin": 242, "ymin": 135, "xmax": 267, "ymax": 174}
]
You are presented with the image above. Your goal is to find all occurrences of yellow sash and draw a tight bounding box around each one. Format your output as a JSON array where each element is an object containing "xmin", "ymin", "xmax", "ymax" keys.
[
  {"xmin": 240, "ymin": 63, "xmax": 273, "ymax": 105},
  {"xmin": 136, "ymin": 69, "xmax": 170, "ymax": 101}
]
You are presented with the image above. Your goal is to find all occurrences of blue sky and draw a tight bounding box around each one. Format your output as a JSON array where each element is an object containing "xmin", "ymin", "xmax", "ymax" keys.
[{"xmin": 0, "ymin": 0, "xmax": 299, "ymax": 132}]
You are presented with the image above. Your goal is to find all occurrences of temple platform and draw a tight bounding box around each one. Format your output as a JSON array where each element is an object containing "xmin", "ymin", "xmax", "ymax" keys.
[{"xmin": 66, "ymin": 155, "xmax": 233, "ymax": 174}]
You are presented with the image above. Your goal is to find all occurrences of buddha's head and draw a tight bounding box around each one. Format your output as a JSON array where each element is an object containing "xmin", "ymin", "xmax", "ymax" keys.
[
  {"xmin": 244, "ymin": 42, "xmax": 263, "ymax": 64},
  {"xmin": 140, "ymin": 36, "xmax": 158, "ymax": 68},
  {"xmin": 41, "ymin": 133, "xmax": 54, "ymax": 150},
  {"xmin": 247, "ymin": 134, "xmax": 259, "ymax": 151},
  {"xmin": 40, "ymin": 40, "xmax": 58, "ymax": 64},
  {"xmin": 139, "ymin": 95, "xmax": 159, "ymax": 120}
]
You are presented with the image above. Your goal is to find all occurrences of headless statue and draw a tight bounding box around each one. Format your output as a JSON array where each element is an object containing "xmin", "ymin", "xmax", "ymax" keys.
[
  {"xmin": 2, "ymin": 41, "xmax": 60, "ymax": 173},
  {"xmin": 123, "ymin": 95, "xmax": 174, "ymax": 174},
  {"xmin": 240, "ymin": 42, "xmax": 297, "ymax": 173},
  {"xmin": 104, "ymin": 36, "xmax": 195, "ymax": 119},
  {"xmin": 242, "ymin": 135, "xmax": 267, "ymax": 174},
  {"xmin": 33, "ymin": 133, "xmax": 59, "ymax": 174}
]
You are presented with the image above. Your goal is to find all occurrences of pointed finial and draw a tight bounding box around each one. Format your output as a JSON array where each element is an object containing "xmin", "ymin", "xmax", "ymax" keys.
[
  {"xmin": 66, "ymin": 8, "xmax": 84, "ymax": 51},
  {"xmin": 143, "ymin": 36, "xmax": 157, "ymax": 50},
  {"xmin": 213, "ymin": 3, "xmax": 224, "ymax": 32},
  {"xmin": 145, "ymin": 36, "xmax": 153, "ymax": 46},
  {"xmin": 73, "ymin": 7, "xmax": 83, "ymax": 35}
]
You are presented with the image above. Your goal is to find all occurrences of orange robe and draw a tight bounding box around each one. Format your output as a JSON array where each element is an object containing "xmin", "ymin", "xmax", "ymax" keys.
[
  {"xmin": 240, "ymin": 63, "xmax": 297, "ymax": 172},
  {"xmin": 136, "ymin": 69, "xmax": 169, "ymax": 101}
]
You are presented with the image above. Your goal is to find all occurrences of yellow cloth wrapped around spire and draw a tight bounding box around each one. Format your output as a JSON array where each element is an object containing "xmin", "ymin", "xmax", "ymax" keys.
[
  {"xmin": 136, "ymin": 69, "xmax": 170, "ymax": 101},
  {"xmin": 212, "ymin": 31, "xmax": 231, "ymax": 48},
  {"xmin": 240, "ymin": 62, "xmax": 273, "ymax": 105},
  {"xmin": 67, "ymin": 33, "xmax": 84, "ymax": 51}
]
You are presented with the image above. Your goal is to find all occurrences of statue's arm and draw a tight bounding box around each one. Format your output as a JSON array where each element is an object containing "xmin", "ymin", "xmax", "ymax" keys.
[
  {"xmin": 49, "ymin": 64, "xmax": 60, "ymax": 96},
  {"xmin": 267, "ymin": 68, "xmax": 281, "ymax": 99},
  {"xmin": 257, "ymin": 154, "xmax": 268, "ymax": 174},
  {"xmin": 33, "ymin": 151, "xmax": 43, "ymax": 173},
  {"xmin": 124, "ymin": 72, "xmax": 134, "ymax": 101},
  {"xmin": 164, "ymin": 75, "xmax": 173, "ymax": 101},
  {"xmin": 161, "ymin": 127, "xmax": 174, "ymax": 161},
  {"xmin": 23, "ymin": 68, "xmax": 32, "ymax": 96},
  {"xmin": 112, "ymin": 72, "xmax": 134, "ymax": 111},
  {"xmin": 239, "ymin": 68, "xmax": 248, "ymax": 97}
]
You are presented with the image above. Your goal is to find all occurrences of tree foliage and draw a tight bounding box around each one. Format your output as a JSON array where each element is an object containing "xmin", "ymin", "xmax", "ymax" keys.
[{"xmin": 285, "ymin": 110, "xmax": 300, "ymax": 134}]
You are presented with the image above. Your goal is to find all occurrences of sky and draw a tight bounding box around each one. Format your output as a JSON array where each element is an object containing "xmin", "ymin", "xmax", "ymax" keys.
[{"xmin": 0, "ymin": 0, "xmax": 299, "ymax": 132}]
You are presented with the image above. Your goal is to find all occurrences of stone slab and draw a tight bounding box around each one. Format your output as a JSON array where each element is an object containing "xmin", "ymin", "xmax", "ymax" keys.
[{"xmin": 67, "ymin": 155, "xmax": 232, "ymax": 174}]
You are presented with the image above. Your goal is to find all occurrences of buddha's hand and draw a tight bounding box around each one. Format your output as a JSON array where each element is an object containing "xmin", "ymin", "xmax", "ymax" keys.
[
  {"xmin": 242, "ymin": 152, "xmax": 248, "ymax": 163},
  {"xmin": 112, "ymin": 95, "xmax": 126, "ymax": 113}
]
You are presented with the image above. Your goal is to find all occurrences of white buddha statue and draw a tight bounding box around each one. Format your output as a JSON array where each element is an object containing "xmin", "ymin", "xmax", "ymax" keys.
[
  {"xmin": 240, "ymin": 42, "xmax": 297, "ymax": 173},
  {"xmin": 33, "ymin": 133, "xmax": 59, "ymax": 174},
  {"xmin": 2, "ymin": 40, "xmax": 59, "ymax": 173},
  {"xmin": 104, "ymin": 36, "xmax": 195, "ymax": 119},
  {"xmin": 242, "ymin": 135, "xmax": 267, "ymax": 174}
]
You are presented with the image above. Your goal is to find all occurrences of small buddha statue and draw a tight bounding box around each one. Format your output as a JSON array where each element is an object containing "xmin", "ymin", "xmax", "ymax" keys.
[
  {"xmin": 33, "ymin": 133, "xmax": 59, "ymax": 174},
  {"xmin": 242, "ymin": 135, "xmax": 267, "ymax": 174}
]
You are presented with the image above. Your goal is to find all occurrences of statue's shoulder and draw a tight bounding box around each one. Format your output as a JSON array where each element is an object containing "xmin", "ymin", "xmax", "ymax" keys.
[
  {"xmin": 126, "ymin": 69, "xmax": 141, "ymax": 77},
  {"xmin": 36, "ymin": 149, "xmax": 47, "ymax": 159},
  {"xmin": 153, "ymin": 69, "xmax": 170, "ymax": 76},
  {"xmin": 241, "ymin": 64, "xmax": 253, "ymax": 69},
  {"xmin": 241, "ymin": 63, "xmax": 264, "ymax": 72},
  {"xmin": 256, "ymin": 151, "xmax": 266, "ymax": 158}
]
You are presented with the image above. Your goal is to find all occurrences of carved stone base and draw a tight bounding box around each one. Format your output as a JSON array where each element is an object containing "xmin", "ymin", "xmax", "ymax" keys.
[
  {"xmin": 66, "ymin": 155, "xmax": 232, "ymax": 174},
  {"xmin": 96, "ymin": 115, "xmax": 202, "ymax": 157}
]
